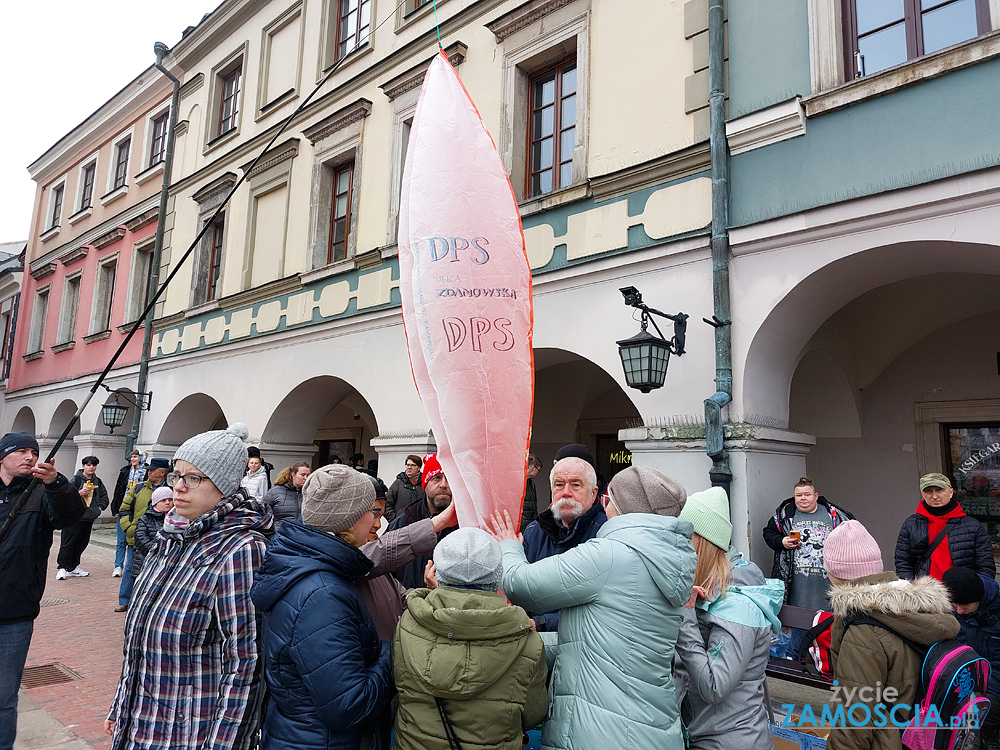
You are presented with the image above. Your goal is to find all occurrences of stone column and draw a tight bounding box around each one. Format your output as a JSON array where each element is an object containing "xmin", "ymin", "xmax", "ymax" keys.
[
  {"xmin": 621, "ymin": 422, "xmax": 814, "ymax": 564},
  {"xmin": 369, "ymin": 431, "xmax": 437, "ymax": 487}
]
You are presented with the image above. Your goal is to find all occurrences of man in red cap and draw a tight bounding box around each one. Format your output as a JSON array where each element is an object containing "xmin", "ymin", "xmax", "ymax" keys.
[{"xmin": 385, "ymin": 453, "xmax": 458, "ymax": 589}]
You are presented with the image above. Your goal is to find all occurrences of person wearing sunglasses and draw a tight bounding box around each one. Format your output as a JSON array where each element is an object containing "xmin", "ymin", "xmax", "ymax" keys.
[
  {"xmin": 488, "ymin": 465, "xmax": 696, "ymax": 750},
  {"xmin": 251, "ymin": 464, "xmax": 393, "ymax": 750},
  {"xmin": 105, "ymin": 422, "xmax": 272, "ymax": 750}
]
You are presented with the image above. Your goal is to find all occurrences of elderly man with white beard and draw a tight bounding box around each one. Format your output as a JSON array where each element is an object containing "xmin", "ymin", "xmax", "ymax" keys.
[{"xmin": 520, "ymin": 456, "xmax": 608, "ymax": 632}]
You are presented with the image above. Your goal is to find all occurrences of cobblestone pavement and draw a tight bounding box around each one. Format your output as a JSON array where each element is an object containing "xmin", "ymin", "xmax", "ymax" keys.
[{"xmin": 17, "ymin": 525, "xmax": 121, "ymax": 750}]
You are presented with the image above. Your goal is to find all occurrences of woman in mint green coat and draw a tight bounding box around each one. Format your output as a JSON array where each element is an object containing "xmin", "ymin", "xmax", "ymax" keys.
[{"xmin": 489, "ymin": 465, "xmax": 697, "ymax": 750}]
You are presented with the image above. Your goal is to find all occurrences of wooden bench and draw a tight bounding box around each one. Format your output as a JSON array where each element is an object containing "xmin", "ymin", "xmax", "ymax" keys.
[{"xmin": 764, "ymin": 604, "xmax": 834, "ymax": 723}]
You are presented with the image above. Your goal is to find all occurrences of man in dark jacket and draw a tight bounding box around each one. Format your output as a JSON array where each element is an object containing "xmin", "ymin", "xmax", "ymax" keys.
[
  {"xmin": 895, "ymin": 472, "xmax": 994, "ymax": 582},
  {"xmin": 519, "ymin": 454, "xmax": 541, "ymax": 534},
  {"xmin": 55, "ymin": 456, "xmax": 110, "ymax": 579},
  {"xmin": 385, "ymin": 454, "xmax": 425, "ymax": 521},
  {"xmin": 386, "ymin": 453, "xmax": 457, "ymax": 589},
  {"xmin": 521, "ymin": 455, "xmax": 607, "ymax": 632},
  {"xmin": 942, "ymin": 566, "xmax": 1000, "ymax": 747},
  {"xmin": 762, "ymin": 476, "xmax": 854, "ymax": 607},
  {"xmin": 0, "ymin": 431, "xmax": 84, "ymax": 750}
]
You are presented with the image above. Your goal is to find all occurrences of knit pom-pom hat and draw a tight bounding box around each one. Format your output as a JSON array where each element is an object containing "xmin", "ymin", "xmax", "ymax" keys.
[
  {"xmin": 823, "ymin": 520, "xmax": 883, "ymax": 580},
  {"xmin": 173, "ymin": 422, "xmax": 249, "ymax": 498}
]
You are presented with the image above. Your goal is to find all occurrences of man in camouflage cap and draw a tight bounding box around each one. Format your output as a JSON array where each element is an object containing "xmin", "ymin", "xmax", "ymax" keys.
[{"xmin": 894, "ymin": 472, "xmax": 995, "ymax": 581}]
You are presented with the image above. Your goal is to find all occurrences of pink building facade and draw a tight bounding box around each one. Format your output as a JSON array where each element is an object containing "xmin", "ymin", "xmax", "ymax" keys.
[{"xmin": 5, "ymin": 67, "xmax": 173, "ymax": 475}]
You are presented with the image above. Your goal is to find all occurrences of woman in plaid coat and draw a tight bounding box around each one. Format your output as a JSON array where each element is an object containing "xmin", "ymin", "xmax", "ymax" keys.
[{"xmin": 105, "ymin": 423, "xmax": 273, "ymax": 750}]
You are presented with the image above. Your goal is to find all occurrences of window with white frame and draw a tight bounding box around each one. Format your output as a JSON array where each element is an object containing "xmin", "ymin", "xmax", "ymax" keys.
[
  {"xmin": 205, "ymin": 215, "xmax": 225, "ymax": 302},
  {"xmin": 90, "ymin": 256, "xmax": 117, "ymax": 334},
  {"xmin": 218, "ymin": 64, "xmax": 242, "ymax": 136},
  {"xmin": 148, "ymin": 111, "xmax": 170, "ymax": 167},
  {"xmin": 79, "ymin": 161, "xmax": 97, "ymax": 210},
  {"xmin": 47, "ymin": 182, "xmax": 65, "ymax": 230},
  {"xmin": 124, "ymin": 238, "xmax": 155, "ymax": 323},
  {"xmin": 112, "ymin": 138, "xmax": 131, "ymax": 190},
  {"xmin": 207, "ymin": 48, "xmax": 246, "ymax": 145},
  {"xmin": 843, "ymin": 0, "xmax": 992, "ymax": 78},
  {"xmin": 56, "ymin": 273, "xmax": 82, "ymax": 344},
  {"xmin": 492, "ymin": 1, "xmax": 590, "ymax": 203},
  {"xmin": 0, "ymin": 295, "xmax": 15, "ymax": 378},
  {"xmin": 27, "ymin": 287, "xmax": 49, "ymax": 353},
  {"xmin": 191, "ymin": 172, "xmax": 236, "ymax": 306},
  {"xmin": 324, "ymin": 0, "xmax": 371, "ymax": 68}
]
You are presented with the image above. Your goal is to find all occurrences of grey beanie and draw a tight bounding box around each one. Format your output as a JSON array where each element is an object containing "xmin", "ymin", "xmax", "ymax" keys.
[
  {"xmin": 608, "ymin": 465, "xmax": 687, "ymax": 517},
  {"xmin": 301, "ymin": 464, "xmax": 375, "ymax": 533},
  {"xmin": 433, "ymin": 528, "xmax": 503, "ymax": 592},
  {"xmin": 173, "ymin": 422, "xmax": 249, "ymax": 498}
]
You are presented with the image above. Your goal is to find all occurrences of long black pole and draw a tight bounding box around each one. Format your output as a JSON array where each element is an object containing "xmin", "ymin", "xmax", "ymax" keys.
[{"xmin": 0, "ymin": 11, "xmax": 397, "ymax": 545}]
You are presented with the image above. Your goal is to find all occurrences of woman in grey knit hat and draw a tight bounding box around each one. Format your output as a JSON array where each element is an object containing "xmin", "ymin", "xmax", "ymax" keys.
[
  {"xmin": 251, "ymin": 464, "xmax": 393, "ymax": 750},
  {"xmin": 105, "ymin": 422, "xmax": 273, "ymax": 750}
]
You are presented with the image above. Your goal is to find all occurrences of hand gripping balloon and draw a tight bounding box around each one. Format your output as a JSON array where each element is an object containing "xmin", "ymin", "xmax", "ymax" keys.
[{"xmin": 398, "ymin": 50, "xmax": 534, "ymax": 529}]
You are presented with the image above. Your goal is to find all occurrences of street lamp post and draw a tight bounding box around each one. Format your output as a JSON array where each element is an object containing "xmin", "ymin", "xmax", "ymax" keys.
[{"xmin": 615, "ymin": 286, "xmax": 687, "ymax": 393}]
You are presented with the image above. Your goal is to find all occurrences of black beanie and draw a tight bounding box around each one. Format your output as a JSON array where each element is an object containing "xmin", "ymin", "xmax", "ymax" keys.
[
  {"xmin": 943, "ymin": 566, "xmax": 985, "ymax": 605},
  {"xmin": 0, "ymin": 432, "xmax": 39, "ymax": 459},
  {"xmin": 554, "ymin": 443, "xmax": 596, "ymax": 470}
]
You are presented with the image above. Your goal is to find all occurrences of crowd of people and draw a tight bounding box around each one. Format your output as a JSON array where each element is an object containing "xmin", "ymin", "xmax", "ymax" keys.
[{"xmin": 1, "ymin": 423, "xmax": 999, "ymax": 750}]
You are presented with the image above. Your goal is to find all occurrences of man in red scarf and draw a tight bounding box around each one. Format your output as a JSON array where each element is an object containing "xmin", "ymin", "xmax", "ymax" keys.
[{"xmin": 894, "ymin": 472, "xmax": 995, "ymax": 581}]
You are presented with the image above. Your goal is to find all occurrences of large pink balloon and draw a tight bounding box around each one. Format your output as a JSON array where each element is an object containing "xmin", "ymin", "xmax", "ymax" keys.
[{"xmin": 398, "ymin": 49, "xmax": 534, "ymax": 529}]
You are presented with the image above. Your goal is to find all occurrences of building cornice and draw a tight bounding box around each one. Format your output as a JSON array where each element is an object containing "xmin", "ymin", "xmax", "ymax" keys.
[
  {"xmin": 302, "ymin": 101, "xmax": 372, "ymax": 144},
  {"xmin": 486, "ymin": 0, "xmax": 578, "ymax": 42},
  {"xmin": 92, "ymin": 227, "xmax": 127, "ymax": 250},
  {"xmin": 28, "ymin": 70, "xmax": 171, "ymax": 182},
  {"xmin": 27, "ymin": 195, "xmax": 159, "ymax": 270},
  {"xmin": 192, "ymin": 172, "xmax": 238, "ymax": 205},
  {"xmin": 379, "ymin": 42, "xmax": 467, "ymax": 101}
]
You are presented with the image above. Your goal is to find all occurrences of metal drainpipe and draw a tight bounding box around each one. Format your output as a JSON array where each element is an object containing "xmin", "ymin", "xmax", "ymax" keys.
[
  {"xmin": 704, "ymin": 0, "xmax": 734, "ymax": 498},
  {"xmin": 125, "ymin": 43, "xmax": 180, "ymax": 454}
]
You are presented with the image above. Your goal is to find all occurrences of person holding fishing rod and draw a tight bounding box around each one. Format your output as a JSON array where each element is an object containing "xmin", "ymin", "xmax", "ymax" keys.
[{"xmin": 0, "ymin": 430, "xmax": 84, "ymax": 750}]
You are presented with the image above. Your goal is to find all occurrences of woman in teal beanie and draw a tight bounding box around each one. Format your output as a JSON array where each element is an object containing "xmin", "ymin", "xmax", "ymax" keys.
[{"xmin": 674, "ymin": 487, "xmax": 784, "ymax": 750}]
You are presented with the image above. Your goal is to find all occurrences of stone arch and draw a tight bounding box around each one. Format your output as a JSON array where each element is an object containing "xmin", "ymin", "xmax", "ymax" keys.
[
  {"xmin": 261, "ymin": 376, "xmax": 378, "ymax": 471},
  {"xmin": 157, "ymin": 393, "xmax": 227, "ymax": 447},
  {"xmin": 532, "ymin": 347, "xmax": 642, "ymax": 505},
  {"xmin": 789, "ymin": 349, "xmax": 861, "ymax": 438},
  {"xmin": 10, "ymin": 406, "xmax": 35, "ymax": 434},
  {"xmin": 48, "ymin": 399, "xmax": 81, "ymax": 441},
  {"xmin": 743, "ymin": 241, "xmax": 1000, "ymax": 426}
]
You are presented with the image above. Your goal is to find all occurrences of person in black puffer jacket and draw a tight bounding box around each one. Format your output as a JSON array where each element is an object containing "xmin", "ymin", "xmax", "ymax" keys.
[
  {"xmin": 263, "ymin": 462, "xmax": 310, "ymax": 529},
  {"xmin": 251, "ymin": 465, "xmax": 392, "ymax": 750},
  {"xmin": 385, "ymin": 455, "xmax": 425, "ymax": 522},
  {"xmin": 894, "ymin": 472, "xmax": 994, "ymax": 581},
  {"xmin": 132, "ymin": 487, "xmax": 173, "ymax": 578},
  {"xmin": 0, "ymin": 431, "xmax": 84, "ymax": 750}
]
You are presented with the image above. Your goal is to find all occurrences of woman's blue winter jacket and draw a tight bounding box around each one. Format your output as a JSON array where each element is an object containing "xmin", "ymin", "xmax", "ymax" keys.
[{"xmin": 250, "ymin": 521, "xmax": 392, "ymax": 750}]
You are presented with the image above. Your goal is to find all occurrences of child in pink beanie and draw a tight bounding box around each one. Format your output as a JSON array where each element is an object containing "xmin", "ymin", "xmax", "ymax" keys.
[{"xmin": 824, "ymin": 520, "xmax": 958, "ymax": 750}]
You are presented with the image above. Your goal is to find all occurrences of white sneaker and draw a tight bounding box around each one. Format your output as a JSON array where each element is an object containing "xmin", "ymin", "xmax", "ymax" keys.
[
  {"xmin": 56, "ymin": 568, "xmax": 69, "ymax": 580},
  {"xmin": 113, "ymin": 566, "xmax": 123, "ymax": 578},
  {"xmin": 69, "ymin": 567, "xmax": 89, "ymax": 577}
]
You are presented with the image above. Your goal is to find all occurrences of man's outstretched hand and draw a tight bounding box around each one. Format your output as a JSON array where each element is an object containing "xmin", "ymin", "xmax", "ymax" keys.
[{"xmin": 485, "ymin": 510, "xmax": 522, "ymax": 544}]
